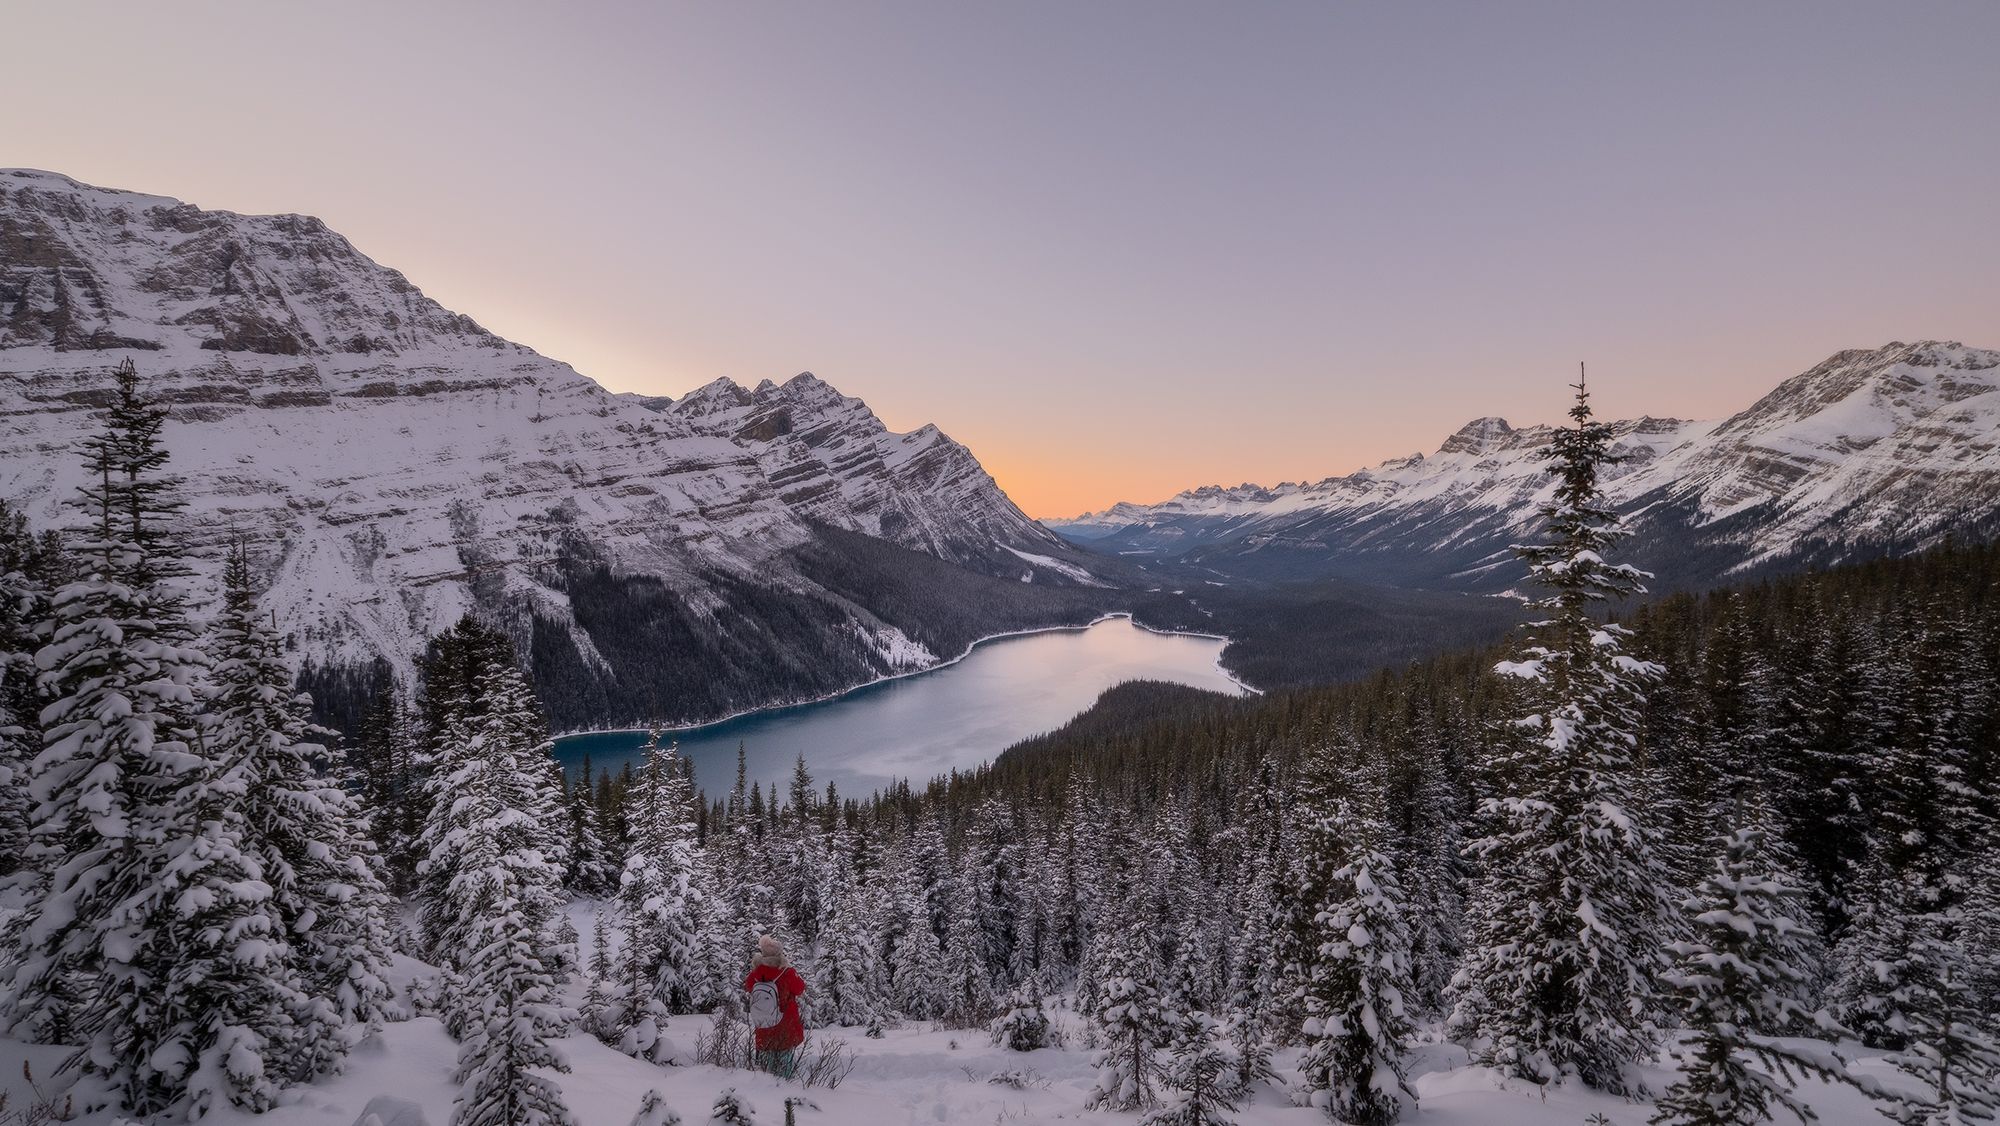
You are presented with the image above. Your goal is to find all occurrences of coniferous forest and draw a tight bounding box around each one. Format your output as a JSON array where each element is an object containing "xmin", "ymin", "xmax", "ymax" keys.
[{"xmin": 1, "ymin": 364, "xmax": 1996, "ymax": 1124}]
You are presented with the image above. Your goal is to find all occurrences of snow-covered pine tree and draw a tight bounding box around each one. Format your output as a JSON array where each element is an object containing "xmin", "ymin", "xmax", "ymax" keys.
[
  {"xmin": 553, "ymin": 915, "xmax": 581, "ymax": 977},
  {"xmin": 1833, "ymin": 605, "xmax": 1998, "ymax": 1066},
  {"xmin": 1164, "ymin": 915, "xmax": 1218, "ymax": 1048},
  {"xmin": 0, "ymin": 500, "xmax": 64, "ymax": 877},
  {"xmin": 1143, "ymin": 1012, "xmax": 1241, "ymax": 1126},
  {"xmin": 1450, "ymin": 372, "xmax": 1675, "ymax": 1095},
  {"xmin": 942, "ymin": 851, "xmax": 996, "ymax": 1025},
  {"xmin": 565, "ymin": 756, "xmax": 618, "ymax": 895},
  {"xmin": 1966, "ymin": 844, "xmax": 2000, "ymax": 1037},
  {"xmin": 203, "ymin": 548, "xmax": 395, "ymax": 1080},
  {"xmin": 1652, "ymin": 819, "xmax": 1860, "ymax": 1126},
  {"xmin": 888, "ymin": 858, "xmax": 949, "ymax": 1020},
  {"xmin": 814, "ymin": 835, "xmax": 884, "ymax": 1027},
  {"xmin": 1395, "ymin": 736, "xmax": 1466, "ymax": 1017},
  {"xmin": 1086, "ymin": 913, "xmax": 1168, "ymax": 1112},
  {"xmin": 1878, "ymin": 901, "xmax": 2000, "ymax": 1126},
  {"xmin": 616, "ymin": 730, "xmax": 709, "ymax": 1029},
  {"xmin": 416, "ymin": 657, "xmax": 570, "ymax": 1038},
  {"xmin": 1294, "ymin": 781, "xmax": 1417, "ymax": 1126},
  {"xmin": 450, "ymin": 865, "xmax": 578, "ymax": 1126},
  {"xmin": 708, "ymin": 1089, "xmax": 757, "ymax": 1126},
  {"xmin": 1, "ymin": 359, "xmax": 234, "ymax": 1114},
  {"xmin": 694, "ymin": 885, "xmax": 746, "ymax": 1016},
  {"xmin": 990, "ymin": 981, "xmax": 1053, "ymax": 1051},
  {"xmin": 968, "ymin": 797, "xmax": 1023, "ymax": 988},
  {"xmin": 1221, "ymin": 1009, "xmax": 1277, "ymax": 1102},
  {"xmin": 1225, "ymin": 761, "xmax": 1292, "ymax": 1051},
  {"xmin": 630, "ymin": 1089, "xmax": 683, "ymax": 1126},
  {"xmin": 159, "ymin": 766, "xmax": 301, "ymax": 1119}
]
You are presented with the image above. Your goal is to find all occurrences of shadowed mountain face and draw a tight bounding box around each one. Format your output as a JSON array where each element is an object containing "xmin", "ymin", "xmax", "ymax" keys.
[
  {"xmin": 1052, "ymin": 341, "xmax": 2000, "ymax": 594},
  {"xmin": 0, "ymin": 169, "xmax": 1118, "ymax": 729}
]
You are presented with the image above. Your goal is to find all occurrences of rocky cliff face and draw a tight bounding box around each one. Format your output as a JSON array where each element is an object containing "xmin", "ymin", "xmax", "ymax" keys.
[
  {"xmin": 1052, "ymin": 341, "xmax": 2000, "ymax": 591},
  {"xmin": 0, "ymin": 169, "xmax": 1109, "ymax": 729}
]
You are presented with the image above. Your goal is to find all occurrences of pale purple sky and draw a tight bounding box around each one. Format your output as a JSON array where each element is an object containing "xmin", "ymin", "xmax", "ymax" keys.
[{"xmin": 14, "ymin": 1, "xmax": 1999, "ymax": 516}]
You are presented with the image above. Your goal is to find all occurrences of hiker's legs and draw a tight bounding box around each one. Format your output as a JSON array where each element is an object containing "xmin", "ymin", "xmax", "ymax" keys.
[{"xmin": 754, "ymin": 1047, "xmax": 798, "ymax": 1078}]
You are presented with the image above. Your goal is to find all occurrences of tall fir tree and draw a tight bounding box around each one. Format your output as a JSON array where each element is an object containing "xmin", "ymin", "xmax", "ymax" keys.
[
  {"xmin": 1, "ymin": 359, "xmax": 230, "ymax": 1115},
  {"xmin": 450, "ymin": 865, "xmax": 578, "ymax": 1126},
  {"xmin": 203, "ymin": 548, "xmax": 396, "ymax": 1079},
  {"xmin": 1450, "ymin": 372, "xmax": 1676, "ymax": 1095},
  {"xmin": 615, "ymin": 730, "xmax": 710, "ymax": 1052},
  {"xmin": 416, "ymin": 657, "xmax": 570, "ymax": 1036}
]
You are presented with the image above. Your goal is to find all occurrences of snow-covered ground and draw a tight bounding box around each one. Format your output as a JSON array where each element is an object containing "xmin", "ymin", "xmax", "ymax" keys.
[
  {"xmin": 0, "ymin": 981, "xmax": 1910, "ymax": 1124},
  {"xmin": 95, "ymin": 1011, "xmax": 1900, "ymax": 1126},
  {"xmin": 0, "ymin": 900, "xmax": 1912, "ymax": 1125}
]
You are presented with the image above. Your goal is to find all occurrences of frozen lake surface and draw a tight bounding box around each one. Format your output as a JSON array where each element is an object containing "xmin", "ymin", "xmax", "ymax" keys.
[{"xmin": 552, "ymin": 615, "xmax": 1245, "ymax": 796}]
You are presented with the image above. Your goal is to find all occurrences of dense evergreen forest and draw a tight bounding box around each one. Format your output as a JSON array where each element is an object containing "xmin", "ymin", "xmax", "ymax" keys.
[{"xmin": 2, "ymin": 363, "xmax": 1995, "ymax": 1125}]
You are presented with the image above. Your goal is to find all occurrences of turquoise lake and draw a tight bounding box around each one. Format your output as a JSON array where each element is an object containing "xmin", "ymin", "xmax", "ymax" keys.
[{"xmin": 551, "ymin": 615, "xmax": 1246, "ymax": 797}]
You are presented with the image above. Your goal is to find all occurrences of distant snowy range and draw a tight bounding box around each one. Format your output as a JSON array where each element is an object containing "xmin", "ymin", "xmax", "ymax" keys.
[
  {"xmin": 4, "ymin": 166, "xmax": 1999, "ymax": 729},
  {"xmin": 1051, "ymin": 341, "xmax": 2000, "ymax": 594}
]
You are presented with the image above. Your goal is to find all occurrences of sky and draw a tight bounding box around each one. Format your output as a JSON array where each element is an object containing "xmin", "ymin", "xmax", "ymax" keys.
[{"xmin": 11, "ymin": 2, "xmax": 2000, "ymax": 517}]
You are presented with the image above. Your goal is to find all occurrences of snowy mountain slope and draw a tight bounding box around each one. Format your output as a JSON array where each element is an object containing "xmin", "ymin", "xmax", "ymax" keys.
[
  {"xmin": 1052, "ymin": 341, "xmax": 2000, "ymax": 590},
  {"xmin": 0, "ymin": 168, "xmax": 1111, "ymax": 727}
]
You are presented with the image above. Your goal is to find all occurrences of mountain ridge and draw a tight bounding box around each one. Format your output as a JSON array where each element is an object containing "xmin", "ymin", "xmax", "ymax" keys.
[
  {"xmin": 0, "ymin": 168, "xmax": 1118, "ymax": 730},
  {"xmin": 1051, "ymin": 340, "xmax": 2000, "ymax": 591}
]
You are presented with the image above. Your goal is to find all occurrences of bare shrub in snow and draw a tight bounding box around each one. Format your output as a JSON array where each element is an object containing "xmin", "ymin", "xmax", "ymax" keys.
[{"xmin": 795, "ymin": 1038, "xmax": 856, "ymax": 1090}]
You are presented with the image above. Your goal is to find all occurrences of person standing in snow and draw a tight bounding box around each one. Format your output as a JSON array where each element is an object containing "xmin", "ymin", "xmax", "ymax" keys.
[{"xmin": 744, "ymin": 934, "xmax": 808, "ymax": 1077}]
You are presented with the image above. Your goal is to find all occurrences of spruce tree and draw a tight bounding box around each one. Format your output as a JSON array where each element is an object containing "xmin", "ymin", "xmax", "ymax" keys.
[
  {"xmin": 991, "ymin": 982, "xmax": 1053, "ymax": 1051},
  {"xmin": 203, "ymin": 548, "xmax": 395, "ymax": 1079},
  {"xmin": 942, "ymin": 855, "xmax": 996, "ymax": 1024},
  {"xmin": 0, "ymin": 500, "xmax": 63, "ymax": 877},
  {"xmin": 888, "ymin": 858, "xmax": 949, "ymax": 1020},
  {"xmin": 1450, "ymin": 373, "xmax": 1675, "ymax": 1095},
  {"xmin": 1086, "ymin": 914, "xmax": 1168, "ymax": 1112},
  {"xmin": 2, "ymin": 359, "xmax": 225, "ymax": 1114},
  {"xmin": 1294, "ymin": 788, "xmax": 1417, "ymax": 1125},
  {"xmin": 565, "ymin": 757, "xmax": 618, "ymax": 895},
  {"xmin": 416, "ymin": 658, "xmax": 569, "ymax": 1038},
  {"xmin": 615, "ymin": 730, "xmax": 708, "ymax": 1034},
  {"xmin": 1653, "ymin": 821, "xmax": 1859, "ymax": 1126},
  {"xmin": 450, "ymin": 867, "xmax": 578, "ymax": 1126},
  {"xmin": 814, "ymin": 837, "xmax": 884, "ymax": 1027},
  {"xmin": 1879, "ymin": 902, "xmax": 2000, "ymax": 1125},
  {"xmin": 1144, "ymin": 1012, "xmax": 1241, "ymax": 1126}
]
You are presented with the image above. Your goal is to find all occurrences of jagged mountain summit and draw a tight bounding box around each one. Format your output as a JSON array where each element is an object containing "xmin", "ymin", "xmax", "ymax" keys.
[
  {"xmin": 0, "ymin": 168, "xmax": 1112, "ymax": 729},
  {"xmin": 1052, "ymin": 341, "xmax": 2000, "ymax": 591}
]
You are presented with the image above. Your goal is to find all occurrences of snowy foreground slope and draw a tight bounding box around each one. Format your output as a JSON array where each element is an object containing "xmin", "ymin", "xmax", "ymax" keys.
[
  {"xmin": 0, "ymin": 169, "xmax": 1107, "ymax": 725},
  {"xmin": 0, "ymin": 902, "xmax": 1910, "ymax": 1126},
  {"xmin": 1053, "ymin": 341, "xmax": 2000, "ymax": 591}
]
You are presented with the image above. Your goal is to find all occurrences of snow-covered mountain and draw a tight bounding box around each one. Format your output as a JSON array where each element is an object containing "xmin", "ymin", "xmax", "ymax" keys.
[
  {"xmin": 1052, "ymin": 341, "xmax": 2000, "ymax": 591},
  {"xmin": 0, "ymin": 169, "xmax": 1112, "ymax": 728}
]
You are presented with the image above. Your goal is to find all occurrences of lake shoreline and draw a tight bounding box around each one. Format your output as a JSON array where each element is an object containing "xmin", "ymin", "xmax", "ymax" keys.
[{"xmin": 552, "ymin": 611, "xmax": 1253, "ymax": 744}]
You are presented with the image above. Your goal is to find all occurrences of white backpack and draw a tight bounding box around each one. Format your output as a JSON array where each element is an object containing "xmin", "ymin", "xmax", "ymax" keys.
[{"xmin": 749, "ymin": 976, "xmax": 784, "ymax": 1030}]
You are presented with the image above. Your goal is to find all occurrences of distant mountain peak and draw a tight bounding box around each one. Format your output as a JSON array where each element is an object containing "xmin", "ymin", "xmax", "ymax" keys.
[{"xmin": 1438, "ymin": 416, "xmax": 1515, "ymax": 455}]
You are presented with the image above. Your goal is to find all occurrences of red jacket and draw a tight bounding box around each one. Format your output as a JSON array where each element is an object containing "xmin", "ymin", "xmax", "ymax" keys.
[{"xmin": 744, "ymin": 964, "xmax": 807, "ymax": 1051}]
